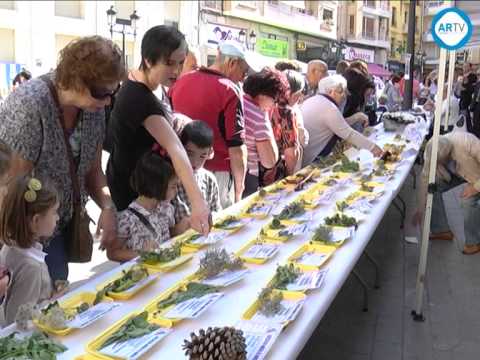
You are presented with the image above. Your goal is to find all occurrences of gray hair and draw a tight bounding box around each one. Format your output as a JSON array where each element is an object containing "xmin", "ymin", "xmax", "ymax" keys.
[{"xmin": 317, "ymin": 75, "xmax": 347, "ymax": 95}]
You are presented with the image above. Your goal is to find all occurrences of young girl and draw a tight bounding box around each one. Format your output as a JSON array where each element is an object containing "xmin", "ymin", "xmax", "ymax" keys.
[
  {"xmin": 106, "ymin": 151, "xmax": 179, "ymax": 262},
  {"xmin": 0, "ymin": 175, "xmax": 59, "ymax": 326}
]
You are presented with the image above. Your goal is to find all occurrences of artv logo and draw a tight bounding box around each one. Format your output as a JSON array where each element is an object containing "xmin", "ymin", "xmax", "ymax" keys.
[{"xmin": 431, "ymin": 7, "xmax": 473, "ymax": 50}]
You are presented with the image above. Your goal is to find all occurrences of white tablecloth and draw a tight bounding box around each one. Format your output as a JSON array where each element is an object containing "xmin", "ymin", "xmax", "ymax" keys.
[{"xmin": 0, "ymin": 121, "xmax": 428, "ymax": 360}]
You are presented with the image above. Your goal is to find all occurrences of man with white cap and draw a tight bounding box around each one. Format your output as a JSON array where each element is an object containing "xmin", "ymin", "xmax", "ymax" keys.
[{"xmin": 170, "ymin": 42, "xmax": 254, "ymax": 209}]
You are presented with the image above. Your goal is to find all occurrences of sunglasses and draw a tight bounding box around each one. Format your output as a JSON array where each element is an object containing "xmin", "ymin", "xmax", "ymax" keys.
[{"xmin": 89, "ymin": 83, "xmax": 120, "ymax": 100}]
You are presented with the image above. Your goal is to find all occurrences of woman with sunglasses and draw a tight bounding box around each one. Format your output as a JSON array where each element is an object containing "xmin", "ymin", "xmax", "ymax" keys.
[
  {"xmin": 0, "ymin": 36, "xmax": 125, "ymax": 281},
  {"xmin": 106, "ymin": 25, "xmax": 211, "ymax": 237}
]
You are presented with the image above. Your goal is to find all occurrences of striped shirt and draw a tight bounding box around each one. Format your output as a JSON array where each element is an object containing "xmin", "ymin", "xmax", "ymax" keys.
[{"xmin": 244, "ymin": 94, "xmax": 275, "ymax": 177}]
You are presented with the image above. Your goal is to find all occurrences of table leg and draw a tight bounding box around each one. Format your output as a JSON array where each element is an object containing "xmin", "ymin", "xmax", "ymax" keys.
[
  {"xmin": 352, "ymin": 270, "xmax": 369, "ymax": 312},
  {"xmin": 392, "ymin": 199, "xmax": 405, "ymax": 229},
  {"xmin": 363, "ymin": 250, "xmax": 380, "ymax": 289},
  {"xmin": 410, "ymin": 168, "xmax": 417, "ymax": 189}
]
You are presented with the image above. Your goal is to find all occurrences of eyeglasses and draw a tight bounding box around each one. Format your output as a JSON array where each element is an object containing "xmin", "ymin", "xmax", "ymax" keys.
[{"xmin": 89, "ymin": 83, "xmax": 120, "ymax": 100}]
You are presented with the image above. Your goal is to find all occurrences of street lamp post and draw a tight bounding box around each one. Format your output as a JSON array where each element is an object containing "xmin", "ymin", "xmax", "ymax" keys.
[
  {"xmin": 106, "ymin": 5, "xmax": 140, "ymax": 68},
  {"xmin": 238, "ymin": 29, "xmax": 256, "ymax": 51},
  {"xmin": 249, "ymin": 30, "xmax": 257, "ymax": 51}
]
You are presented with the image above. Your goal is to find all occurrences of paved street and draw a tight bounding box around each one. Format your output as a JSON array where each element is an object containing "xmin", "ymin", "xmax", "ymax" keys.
[{"xmin": 300, "ymin": 167, "xmax": 480, "ymax": 360}]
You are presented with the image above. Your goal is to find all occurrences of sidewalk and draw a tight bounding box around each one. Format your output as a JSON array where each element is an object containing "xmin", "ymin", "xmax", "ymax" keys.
[{"xmin": 299, "ymin": 168, "xmax": 479, "ymax": 360}]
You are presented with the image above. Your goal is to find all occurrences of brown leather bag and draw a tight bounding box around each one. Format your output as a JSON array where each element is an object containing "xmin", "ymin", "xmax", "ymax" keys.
[{"xmin": 42, "ymin": 76, "xmax": 93, "ymax": 263}]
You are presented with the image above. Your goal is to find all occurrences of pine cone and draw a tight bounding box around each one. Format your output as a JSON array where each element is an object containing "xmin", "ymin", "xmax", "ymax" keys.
[{"xmin": 183, "ymin": 326, "xmax": 247, "ymax": 360}]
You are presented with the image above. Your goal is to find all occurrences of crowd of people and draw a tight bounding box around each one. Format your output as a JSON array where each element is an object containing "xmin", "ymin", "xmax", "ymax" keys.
[{"xmin": 0, "ymin": 23, "xmax": 478, "ymax": 328}]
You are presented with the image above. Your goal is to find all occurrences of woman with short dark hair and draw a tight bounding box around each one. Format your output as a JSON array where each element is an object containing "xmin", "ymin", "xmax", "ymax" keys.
[
  {"xmin": 0, "ymin": 36, "xmax": 126, "ymax": 281},
  {"xmin": 242, "ymin": 68, "xmax": 288, "ymax": 197},
  {"xmin": 106, "ymin": 25, "xmax": 211, "ymax": 238}
]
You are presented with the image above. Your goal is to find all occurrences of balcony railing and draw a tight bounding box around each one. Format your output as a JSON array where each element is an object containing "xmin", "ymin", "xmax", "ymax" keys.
[
  {"xmin": 362, "ymin": 31, "xmax": 375, "ymax": 40},
  {"xmin": 363, "ymin": 0, "xmax": 376, "ymax": 8},
  {"xmin": 426, "ymin": 0, "xmax": 445, "ymax": 8}
]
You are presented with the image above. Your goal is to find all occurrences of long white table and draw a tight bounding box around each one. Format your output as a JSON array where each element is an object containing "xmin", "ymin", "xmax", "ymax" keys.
[{"xmin": 0, "ymin": 120, "xmax": 428, "ymax": 360}]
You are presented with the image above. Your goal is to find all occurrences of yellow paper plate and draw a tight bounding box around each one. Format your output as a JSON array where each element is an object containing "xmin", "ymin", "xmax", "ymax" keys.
[
  {"xmin": 86, "ymin": 311, "xmax": 172, "ymax": 360},
  {"xmin": 95, "ymin": 266, "xmax": 157, "ymax": 301},
  {"xmin": 33, "ymin": 292, "xmax": 114, "ymax": 336},
  {"xmin": 75, "ymin": 355, "xmax": 104, "ymax": 360},
  {"xmin": 242, "ymin": 289, "xmax": 306, "ymax": 326},
  {"xmin": 235, "ymin": 238, "xmax": 281, "ymax": 264},
  {"xmin": 287, "ymin": 243, "xmax": 336, "ymax": 271},
  {"xmin": 140, "ymin": 253, "xmax": 194, "ymax": 273}
]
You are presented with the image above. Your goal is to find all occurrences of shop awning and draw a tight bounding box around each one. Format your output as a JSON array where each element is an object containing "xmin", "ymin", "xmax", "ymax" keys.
[{"xmin": 367, "ymin": 63, "xmax": 391, "ymax": 77}]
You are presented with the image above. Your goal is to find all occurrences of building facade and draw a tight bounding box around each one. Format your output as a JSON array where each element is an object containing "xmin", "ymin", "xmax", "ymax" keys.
[
  {"xmin": 338, "ymin": 0, "xmax": 391, "ymax": 67},
  {"xmin": 199, "ymin": 0, "xmax": 340, "ymax": 67},
  {"xmin": 388, "ymin": 0, "xmax": 422, "ymax": 73},
  {"xmin": 0, "ymin": 1, "xmax": 200, "ymax": 97}
]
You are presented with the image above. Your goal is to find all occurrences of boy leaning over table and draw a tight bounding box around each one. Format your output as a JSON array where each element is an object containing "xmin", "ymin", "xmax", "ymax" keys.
[
  {"xmin": 412, "ymin": 132, "xmax": 480, "ymax": 255},
  {"xmin": 172, "ymin": 120, "xmax": 221, "ymax": 234}
]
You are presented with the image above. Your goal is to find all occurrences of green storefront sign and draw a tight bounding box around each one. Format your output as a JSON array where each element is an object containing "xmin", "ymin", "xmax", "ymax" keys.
[{"xmin": 257, "ymin": 38, "xmax": 289, "ymax": 58}]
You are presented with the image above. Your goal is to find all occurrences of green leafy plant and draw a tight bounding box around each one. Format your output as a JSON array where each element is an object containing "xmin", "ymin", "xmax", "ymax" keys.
[
  {"xmin": 336, "ymin": 201, "xmax": 349, "ymax": 212},
  {"xmin": 196, "ymin": 248, "xmax": 244, "ymax": 279},
  {"xmin": 332, "ymin": 155, "xmax": 360, "ymax": 173},
  {"xmin": 0, "ymin": 332, "xmax": 67, "ymax": 360},
  {"xmin": 185, "ymin": 233, "xmax": 203, "ymax": 244},
  {"xmin": 99, "ymin": 312, "xmax": 159, "ymax": 350},
  {"xmin": 258, "ymin": 288, "xmax": 284, "ymax": 317},
  {"xmin": 269, "ymin": 218, "xmax": 286, "ymax": 230},
  {"xmin": 277, "ymin": 200, "xmax": 306, "ymax": 220},
  {"xmin": 270, "ymin": 264, "xmax": 301, "ymax": 290},
  {"xmin": 156, "ymin": 282, "xmax": 218, "ymax": 310},
  {"xmin": 139, "ymin": 243, "xmax": 182, "ymax": 265},
  {"xmin": 95, "ymin": 265, "xmax": 149, "ymax": 304},
  {"xmin": 311, "ymin": 225, "xmax": 333, "ymax": 243},
  {"xmin": 325, "ymin": 213, "xmax": 358, "ymax": 227}
]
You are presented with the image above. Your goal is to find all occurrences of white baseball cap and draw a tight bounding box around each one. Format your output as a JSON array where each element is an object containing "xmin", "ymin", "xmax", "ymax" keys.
[{"xmin": 218, "ymin": 41, "xmax": 261, "ymax": 72}]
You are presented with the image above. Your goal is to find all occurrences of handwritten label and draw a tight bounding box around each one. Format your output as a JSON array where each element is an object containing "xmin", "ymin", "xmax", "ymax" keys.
[
  {"xmin": 190, "ymin": 231, "xmax": 227, "ymax": 245},
  {"xmin": 286, "ymin": 270, "xmax": 328, "ymax": 291},
  {"xmin": 236, "ymin": 321, "xmax": 282, "ymax": 360},
  {"xmin": 314, "ymin": 188, "xmax": 336, "ymax": 206},
  {"xmin": 277, "ymin": 224, "xmax": 310, "ymax": 239},
  {"xmin": 99, "ymin": 327, "xmax": 171, "ymax": 360},
  {"xmin": 163, "ymin": 293, "xmax": 223, "ymax": 319},
  {"xmin": 252, "ymin": 298, "xmax": 305, "ymax": 323},
  {"xmin": 67, "ymin": 302, "xmax": 120, "ymax": 329},
  {"xmin": 200, "ymin": 269, "xmax": 249, "ymax": 287},
  {"xmin": 242, "ymin": 244, "xmax": 279, "ymax": 260},
  {"xmin": 295, "ymin": 252, "xmax": 328, "ymax": 267}
]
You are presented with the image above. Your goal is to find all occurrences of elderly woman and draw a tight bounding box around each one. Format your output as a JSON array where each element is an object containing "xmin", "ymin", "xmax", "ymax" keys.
[
  {"xmin": 301, "ymin": 75, "xmax": 383, "ymax": 166},
  {"xmin": 242, "ymin": 68, "xmax": 288, "ymax": 197},
  {"xmin": 107, "ymin": 25, "xmax": 210, "ymax": 235},
  {"xmin": 413, "ymin": 132, "xmax": 480, "ymax": 254},
  {"xmin": 0, "ymin": 36, "xmax": 126, "ymax": 281}
]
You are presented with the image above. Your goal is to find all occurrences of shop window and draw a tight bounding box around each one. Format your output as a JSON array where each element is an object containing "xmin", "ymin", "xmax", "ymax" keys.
[{"xmin": 55, "ymin": 1, "xmax": 83, "ymax": 19}]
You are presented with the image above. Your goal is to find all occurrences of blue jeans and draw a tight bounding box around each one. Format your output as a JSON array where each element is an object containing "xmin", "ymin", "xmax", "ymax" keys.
[
  {"xmin": 44, "ymin": 228, "xmax": 69, "ymax": 282},
  {"xmin": 431, "ymin": 174, "xmax": 480, "ymax": 246}
]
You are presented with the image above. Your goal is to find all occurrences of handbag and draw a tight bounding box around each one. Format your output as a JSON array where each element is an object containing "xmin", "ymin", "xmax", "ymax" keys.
[{"xmin": 42, "ymin": 76, "xmax": 93, "ymax": 263}]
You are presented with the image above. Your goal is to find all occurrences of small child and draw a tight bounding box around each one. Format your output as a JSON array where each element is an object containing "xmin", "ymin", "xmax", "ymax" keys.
[
  {"xmin": 106, "ymin": 151, "xmax": 179, "ymax": 262},
  {"xmin": 0, "ymin": 140, "xmax": 12, "ymax": 306},
  {"xmin": 172, "ymin": 121, "xmax": 221, "ymax": 232},
  {"xmin": 0, "ymin": 175, "xmax": 59, "ymax": 326}
]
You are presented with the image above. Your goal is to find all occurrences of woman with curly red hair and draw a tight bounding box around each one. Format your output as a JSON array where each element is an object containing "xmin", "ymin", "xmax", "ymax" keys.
[
  {"xmin": 0, "ymin": 36, "xmax": 126, "ymax": 281},
  {"xmin": 242, "ymin": 68, "xmax": 289, "ymax": 197}
]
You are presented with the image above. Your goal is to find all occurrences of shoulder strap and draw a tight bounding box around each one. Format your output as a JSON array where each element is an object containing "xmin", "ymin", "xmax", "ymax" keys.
[
  {"xmin": 127, "ymin": 207, "xmax": 158, "ymax": 237},
  {"xmin": 41, "ymin": 75, "xmax": 81, "ymax": 206}
]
